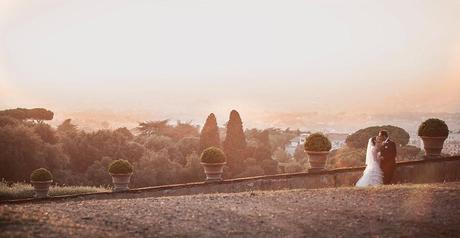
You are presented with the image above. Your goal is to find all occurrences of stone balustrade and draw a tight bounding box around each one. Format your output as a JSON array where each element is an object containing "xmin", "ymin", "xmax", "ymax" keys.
[{"xmin": 2, "ymin": 156, "xmax": 459, "ymax": 204}]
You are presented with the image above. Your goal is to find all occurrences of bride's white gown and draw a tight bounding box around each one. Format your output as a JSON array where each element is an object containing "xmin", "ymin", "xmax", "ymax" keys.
[{"xmin": 356, "ymin": 138, "xmax": 383, "ymax": 187}]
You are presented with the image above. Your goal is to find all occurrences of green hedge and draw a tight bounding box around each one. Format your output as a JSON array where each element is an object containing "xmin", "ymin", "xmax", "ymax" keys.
[
  {"xmin": 30, "ymin": 168, "xmax": 53, "ymax": 181},
  {"xmin": 418, "ymin": 118, "xmax": 449, "ymax": 137},
  {"xmin": 108, "ymin": 159, "xmax": 133, "ymax": 174},
  {"xmin": 200, "ymin": 147, "xmax": 226, "ymax": 163},
  {"xmin": 304, "ymin": 133, "xmax": 332, "ymax": 152}
]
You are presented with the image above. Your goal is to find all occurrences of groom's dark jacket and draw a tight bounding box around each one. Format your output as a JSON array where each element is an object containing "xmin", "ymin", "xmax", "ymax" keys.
[
  {"xmin": 372, "ymin": 137, "xmax": 397, "ymax": 184},
  {"xmin": 381, "ymin": 140, "xmax": 397, "ymax": 163}
]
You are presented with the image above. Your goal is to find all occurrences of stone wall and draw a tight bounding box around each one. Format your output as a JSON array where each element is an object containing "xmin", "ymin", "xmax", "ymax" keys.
[{"xmin": 3, "ymin": 156, "xmax": 460, "ymax": 204}]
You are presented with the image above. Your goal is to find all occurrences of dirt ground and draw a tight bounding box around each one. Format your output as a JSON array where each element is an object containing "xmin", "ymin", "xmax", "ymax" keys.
[{"xmin": 1, "ymin": 182, "xmax": 460, "ymax": 238}]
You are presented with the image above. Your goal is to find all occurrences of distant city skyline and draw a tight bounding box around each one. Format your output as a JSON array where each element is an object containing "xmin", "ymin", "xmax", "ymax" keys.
[{"xmin": 1, "ymin": 1, "xmax": 459, "ymax": 125}]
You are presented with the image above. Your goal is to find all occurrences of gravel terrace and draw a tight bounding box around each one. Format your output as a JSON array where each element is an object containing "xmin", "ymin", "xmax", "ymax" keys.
[{"xmin": 1, "ymin": 182, "xmax": 460, "ymax": 238}]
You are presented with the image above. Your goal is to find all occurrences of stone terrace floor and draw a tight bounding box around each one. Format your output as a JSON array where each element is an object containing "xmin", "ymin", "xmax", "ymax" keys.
[{"xmin": 1, "ymin": 182, "xmax": 460, "ymax": 237}]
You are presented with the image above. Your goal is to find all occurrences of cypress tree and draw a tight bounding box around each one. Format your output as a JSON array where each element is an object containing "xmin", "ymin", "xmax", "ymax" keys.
[
  {"xmin": 199, "ymin": 113, "xmax": 221, "ymax": 153},
  {"xmin": 223, "ymin": 110, "xmax": 247, "ymax": 174}
]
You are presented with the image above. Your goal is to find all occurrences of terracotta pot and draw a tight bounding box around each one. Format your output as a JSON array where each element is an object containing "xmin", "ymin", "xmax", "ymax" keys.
[
  {"xmin": 31, "ymin": 180, "xmax": 53, "ymax": 198},
  {"xmin": 305, "ymin": 151, "xmax": 329, "ymax": 172},
  {"xmin": 201, "ymin": 162, "xmax": 226, "ymax": 182},
  {"xmin": 420, "ymin": 136, "xmax": 447, "ymax": 158},
  {"xmin": 110, "ymin": 173, "xmax": 132, "ymax": 192}
]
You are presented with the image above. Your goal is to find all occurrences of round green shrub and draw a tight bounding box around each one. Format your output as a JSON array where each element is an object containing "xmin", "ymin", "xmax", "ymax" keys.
[
  {"xmin": 200, "ymin": 147, "xmax": 226, "ymax": 163},
  {"xmin": 108, "ymin": 159, "xmax": 133, "ymax": 174},
  {"xmin": 304, "ymin": 133, "xmax": 332, "ymax": 152},
  {"xmin": 30, "ymin": 168, "xmax": 53, "ymax": 181},
  {"xmin": 418, "ymin": 118, "xmax": 449, "ymax": 137}
]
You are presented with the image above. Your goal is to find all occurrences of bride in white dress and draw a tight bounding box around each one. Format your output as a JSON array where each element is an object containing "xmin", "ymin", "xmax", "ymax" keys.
[{"xmin": 356, "ymin": 136, "xmax": 384, "ymax": 187}]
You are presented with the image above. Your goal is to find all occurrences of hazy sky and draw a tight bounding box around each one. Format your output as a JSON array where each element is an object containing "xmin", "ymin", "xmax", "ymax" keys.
[{"xmin": 1, "ymin": 0, "xmax": 459, "ymax": 124}]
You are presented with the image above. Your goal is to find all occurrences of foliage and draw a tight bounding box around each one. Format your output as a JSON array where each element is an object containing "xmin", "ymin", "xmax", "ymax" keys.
[
  {"xmin": 59, "ymin": 132, "xmax": 93, "ymax": 173},
  {"xmin": 247, "ymin": 128, "xmax": 299, "ymax": 154},
  {"xmin": 172, "ymin": 121, "xmax": 200, "ymax": 141},
  {"xmin": 57, "ymin": 119, "xmax": 78, "ymax": 136},
  {"xmin": 0, "ymin": 122, "xmax": 70, "ymax": 183},
  {"xmin": 397, "ymin": 145, "xmax": 422, "ymax": 161},
  {"xmin": 181, "ymin": 152, "xmax": 205, "ymax": 182},
  {"xmin": 200, "ymin": 147, "xmax": 226, "ymax": 163},
  {"xmin": 132, "ymin": 150, "xmax": 184, "ymax": 187},
  {"xmin": 61, "ymin": 129, "xmax": 136, "ymax": 173},
  {"xmin": 137, "ymin": 120, "xmax": 199, "ymax": 141},
  {"xmin": 199, "ymin": 113, "xmax": 221, "ymax": 153},
  {"xmin": 304, "ymin": 133, "xmax": 332, "ymax": 152},
  {"xmin": 0, "ymin": 108, "xmax": 54, "ymax": 121},
  {"xmin": 34, "ymin": 143, "xmax": 69, "ymax": 173},
  {"xmin": 418, "ymin": 118, "xmax": 449, "ymax": 137},
  {"xmin": 108, "ymin": 159, "xmax": 133, "ymax": 174},
  {"xmin": 236, "ymin": 158, "xmax": 265, "ymax": 177},
  {"xmin": 0, "ymin": 108, "xmax": 229, "ymax": 187},
  {"xmin": 273, "ymin": 147, "xmax": 290, "ymax": 162},
  {"xmin": 33, "ymin": 123, "xmax": 58, "ymax": 144},
  {"xmin": 137, "ymin": 119, "xmax": 170, "ymax": 136},
  {"xmin": 124, "ymin": 142, "xmax": 145, "ymax": 162},
  {"xmin": 326, "ymin": 147, "xmax": 365, "ymax": 169},
  {"xmin": 256, "ymin": 130, "xmax": 270, "ymax": 147},
  {"xmin": 253, "ymin": 146, "xmax": 272, "ymax": 162},
  {"xmin": 0, "ymin": 116, "xmax": 20, "ymax": 127},
  {"xmin": 6, "ymin": 107, "xmax": 432, "ymax": 189},
  {"xmin": 167, "ymin": 144, "xmax": 186, "ymax": 166},
  {"xmin": 267, "ymin": 128, "xmax": 299, "ymax": 153},
  {"xmin": 144, "ymin": 135, "xmax": 174, "ymax": 152},
  {"xmin": 0, "ymin": 108, "xmax": 29, "ymax": 120},
  {"xmin": 30, "ymin": 168, "xmax": 53, "ymax": 181},
  {"xmin": 0, "ymin": 180, "xmax": 108, "ymax": 201},
  {"xmin": 345, "ymin": 125, "xmax": 410, "ymax": 149},
  {"xmin": 246, "ymin": 129, "xmax": 276, "ymax": 179},
  {"xmin": 244, "ymin": 144, "xmax": 257, "ymax": 158},
  {"xmin": 223, "ymin": 110, "xmax": 247, "ymax": 173},
  {"xmin": 86, "ymin": 157, "xmax": 113, "ymax": 186},
  {"xmin": 142, "ymin": 135, "xmax": 187, "ymax": 165},
  {"xmin": 249, "ymin": 145, "xmax": 278, "ymax": 174},
  {"xmin": 260, "ymin": 158, "xmax": 278, "ymax": 175},
  {"xmin": 244, "ymin": 157, "xmax": 258, "ymax": 167},
  {"xmin": 294, "ymin": 144, "xmax": 306, "ymax": 161},
  {"xmin": 177, "ymin": 137, "xmax": 200, "ymax": 157},
  {"xmin": 236, "ymin": 165, "xmax": 265, "ymax": 178},
  {"xmin": 246, "ymin": 129, "xmax": 271, "ymax": 148},
  {"xmin": 114, "ymin": 127, "xmax": 134, "ymax": 140},
  {"xmin": 0, "ymin": 125, "xmax": 43, "ymax": 181},
  {"xmin": 283, "ymin": 161, "xmax": 305, "ymax": 173},
  {"xmin": 238, "ymin": 148, "xmax": 277, "ymax": 175}
]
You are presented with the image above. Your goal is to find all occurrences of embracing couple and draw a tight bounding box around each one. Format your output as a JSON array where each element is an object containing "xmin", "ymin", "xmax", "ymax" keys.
[{"xmin": 356, "ymin": 130, "xmax": 397, "ymax": 187}]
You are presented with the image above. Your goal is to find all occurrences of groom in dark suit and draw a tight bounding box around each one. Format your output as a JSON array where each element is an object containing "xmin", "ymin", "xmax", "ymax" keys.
[{"xmin": 377, "ymin": 130, "xmax": 397, "ymax": 184}]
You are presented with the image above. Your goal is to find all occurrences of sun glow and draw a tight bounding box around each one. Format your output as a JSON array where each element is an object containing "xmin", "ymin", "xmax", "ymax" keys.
[{"xmin": 0, "ymin": 0, "xmax": 459, "ymax": 122}]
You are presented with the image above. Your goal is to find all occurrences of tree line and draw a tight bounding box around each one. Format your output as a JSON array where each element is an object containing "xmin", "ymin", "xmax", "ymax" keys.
[
  {"xmin": 0, "ymin": 108, "xmax": 423, "ymax": 187},
  {"xmin": 0, "ymin": 108, "xmax": 297, "ymax": 187}
]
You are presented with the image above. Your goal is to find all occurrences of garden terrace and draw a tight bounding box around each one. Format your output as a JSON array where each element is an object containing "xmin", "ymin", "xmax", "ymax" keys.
[
  {"xmin": 1, "ymin": 182, "xmax": 460, "ymax": 237},
  {"xmin": 1, "ymin": 156, "xmax": 459, "ymax": 204}
]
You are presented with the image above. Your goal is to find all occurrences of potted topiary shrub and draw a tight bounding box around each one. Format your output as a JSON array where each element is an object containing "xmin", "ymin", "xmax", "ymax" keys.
[
  {"xmin": 304, "ymin": 133, "xmax": 332, "ymax": 172},
  {"xmin": 108, "ymin": 159, "xmax": 133, "ymax": 191},
  {"xmin": 30, "ymin": 168, "xmax": 53, "ymax": 198},
  {"xmin": 200, "ymin": 147, "xmax": 226, "ymax": 182},
  {"xmin": 418, "ymin": 118, "xmax": 449, "ymax": 158}
]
